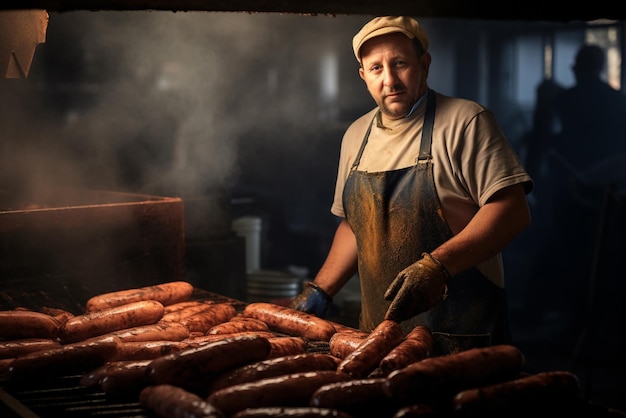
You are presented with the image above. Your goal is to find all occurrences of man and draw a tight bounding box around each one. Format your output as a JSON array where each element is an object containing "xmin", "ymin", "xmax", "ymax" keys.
[{"xmin": 291, "ymin": 16, "xmax": 533, "ymax": 354}]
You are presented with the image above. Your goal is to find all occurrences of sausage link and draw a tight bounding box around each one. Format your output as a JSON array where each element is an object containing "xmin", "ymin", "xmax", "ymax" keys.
[
  {"xmin": 140, "ymin": 384, "xmax": 224, "ymax": 418},
  {"xmin": 452, "ymin": 370, "xmax": 582, "ymax": 415},
  {"xmin": 8, "ymin": 335, "xmax": 120, "ymax": 381},
  {"xmin": 383, "ymin": 344, "xmax": 525, "ymax": 405},
  {"xmin": 148, "ymin": 334, "xmax": 272, "ymax": 389},
  {"xmin": 179, "ymin": 303, "xmax": 237, "ymax": 333},
  {"xmin": 85, "ymin": 281, "xmax": 194, "ymax": 312},
  {"xmin": 242, "ymin": 302, "xmax": 337, "ymax": 341},
  {"xmin": 0, "ymin": 338, "xmax": 62, "ymax": 359},
  {"xmin": 378, "ymin": 325, "xmax": 434, "ymax": 375},
  {"xmin": 206, "ymin": 353, "xmax": 341, "ymax": 394},
  {"xmin": 337, "ymin": 319, "xmax": 403, "ymax": 378},
  {"xmin": 0, "ymin": 310, "xmax": 61, "ymax": 339},
  {"xmin": 310, "ymin": 377, "xmax": 396, "ymax": 417},
  {"xmin": 59, "ymin": 300, "xmax": 165, "ymax": 343},
  {"xmin": 206, "ymin": 371, "xmax": 352, "ymax": 417}
]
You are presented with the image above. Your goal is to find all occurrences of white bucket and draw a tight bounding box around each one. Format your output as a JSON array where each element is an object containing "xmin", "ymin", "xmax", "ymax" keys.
[{"xmin": 232, "ymin": 216, "xmax": 262, "ymax": 272}]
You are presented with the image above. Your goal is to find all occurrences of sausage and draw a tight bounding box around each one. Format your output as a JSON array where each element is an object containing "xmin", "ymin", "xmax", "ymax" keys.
[
  {"xmin": 207, "ymin": 317, "xmax": 270, "ymax": 335},
  {"xmin": 148, "ymin": 334, "xmax": 272, "ymax": 389},
  {"xmin": 182, "ymin": 331, "xmax": 278, "ymax": 346},
  {"xmin": 452, "ymin": 370, "xmax": 582, "ymax": 415},
  {"xmin": 378, "ymin": 325, "xmax": 434, "ymax": 375},
  {"xmin": 163, "ymin": 300, "xmax": 210, "ymax": 314},
  {"xmin": 107, "ymin": 321, "xmax": 190, "ymax": 342},
  {"xmin": 206, "ymin": 353, "xmax": 342, "ymax": 394},
  {"xmin": 310, "ymin": 377, "xmax": 396, "ymax": 417},
  {"xmin": 7, "ymin": 335, "xmax": 121, "ymax": 381},
  {"xmin": 140, "ymin": 384, "xmax": 224, "ymax": 418},
  {"xmin": 80, "ymin": 359, "xmax": 152, "ymax": 387},
  {"xmin": 112, "ymin": 340, "xmax": 191, "ymax": 361},
  {"xmin": 328, "ymin": 331, "xmax": 368, "ymax": 360},
  {"xmin": 59, "ymin": 300, "xmax": 165, "ymax": 343},
  {"xmin": 242, "ymin": 302, "xmax": 337, "ymax": 341},
  {"xmin": 383, "ymin": 344, "xmax": 526, "ymax": 405},
  {"xmin": 38, "ymin": 306, "xmax": 75, "ymax": 324},
  {"xmin": 85, "ymin": 281, "xmax": 194, "ymax": 312},
  {"xmin": 179, "ymin": 303, "xmax": 237, "ymax": 333},
  {"xmin": 231, "ymin": 407, "xmax": 353, "ymax": 418},
  {"xmin": 337, "ymin": 319, "xmax": 404, "ymax": 378},
  {"xmin": 0, "ymin": 338, "xmax": 62, "ymax": 359},
  {"xmin": 267, "ymin": 336, "xmax": 307, "ymax": 358},
  {"xmin": 0, "ymin": 310, "xmax": 61, "ymax": 339},
  {"xmin": 100, "ymin": 359, "xmax": 156, "ymax": 397},
  {"xmin": 161, "ymin": 302, "xmax": 217, "ymax": 322},
  {"xmin": 206, "ymin": 370, "xmax": 352, "ymax": 417}
]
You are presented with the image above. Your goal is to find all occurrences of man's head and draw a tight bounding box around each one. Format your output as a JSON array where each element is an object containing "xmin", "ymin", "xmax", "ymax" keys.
[
  {"xmin": 572, "ymin": 44, "xmax": 605, "ymax": 81},
  {"xmin": 354, "ymin": 16, "xmax": 431, "ymax": 120}
]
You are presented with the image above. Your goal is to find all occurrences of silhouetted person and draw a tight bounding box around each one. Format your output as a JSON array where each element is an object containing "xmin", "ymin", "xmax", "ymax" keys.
[
  {"xmin": 525, "ymin": 44, "xmax": 626, "ymax": 342},
  {"xmin": 553, "ymin": 44, "xmax": 626, "ymax": 172}
]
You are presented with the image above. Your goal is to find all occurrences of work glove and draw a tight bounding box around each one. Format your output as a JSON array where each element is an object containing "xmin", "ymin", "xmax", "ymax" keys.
[
  {"xmin": 384, "ymin": 252, "xmax": 450, "ymax": 323},
  {"xmin": 290, "ymin": 281, "xmax": 333, "ymax": 318}
]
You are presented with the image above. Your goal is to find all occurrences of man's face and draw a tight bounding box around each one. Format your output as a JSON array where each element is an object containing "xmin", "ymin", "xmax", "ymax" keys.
[{"xmin": 358, "ymin": 32, "xmax": 431, "ymax": 120}]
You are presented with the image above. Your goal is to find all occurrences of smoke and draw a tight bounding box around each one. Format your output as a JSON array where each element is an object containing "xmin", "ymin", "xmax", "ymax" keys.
[{"xmin": 0, "ymin": 11, "xmax": 367, "ymax": 205}]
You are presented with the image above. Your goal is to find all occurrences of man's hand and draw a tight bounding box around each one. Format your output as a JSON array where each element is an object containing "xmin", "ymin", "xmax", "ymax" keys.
[
  {"xmin": 384, "ymin": 252, "xmax": 450, "ymax": 323},
  {"xmin": 290, "ymin": 281, "xmax": 333, "ymax": 318}
]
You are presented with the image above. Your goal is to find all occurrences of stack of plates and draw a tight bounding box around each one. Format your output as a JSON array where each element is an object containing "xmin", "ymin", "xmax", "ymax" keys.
[{"xmin": 246, "ymin": 270, "xmax": 301, "ymax": 306}]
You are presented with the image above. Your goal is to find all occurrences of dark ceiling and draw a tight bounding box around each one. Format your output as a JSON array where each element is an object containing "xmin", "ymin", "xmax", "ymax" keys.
[{"xmin": 0, "ymin": 0, "xmax": 621, "ymax": 22}]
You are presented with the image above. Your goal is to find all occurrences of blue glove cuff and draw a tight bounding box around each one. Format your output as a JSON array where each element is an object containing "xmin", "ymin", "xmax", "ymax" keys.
[{"xmin": 291, "ymin": 281, "xmax": 332, "ymax": 318}]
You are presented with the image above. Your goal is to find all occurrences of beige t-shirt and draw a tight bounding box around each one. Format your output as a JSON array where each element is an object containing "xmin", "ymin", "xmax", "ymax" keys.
[{"xmin": 331, "ymin": 91, "xmax": 533, "ymax": 286}]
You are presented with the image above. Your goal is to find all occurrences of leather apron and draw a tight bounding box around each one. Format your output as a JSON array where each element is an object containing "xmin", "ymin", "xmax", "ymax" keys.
[{"xmin": 342, "ymin": 89, "xmax": 511, "ymax": 354}]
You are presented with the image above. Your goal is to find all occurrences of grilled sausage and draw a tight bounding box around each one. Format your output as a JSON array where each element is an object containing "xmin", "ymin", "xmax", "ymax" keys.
[
  {"xmin": 383, "ymin": 344, "xmax": 526, "ymax": 405},
  {"xmin": 148, "ymin": 334, "xmax": 272, "ymax": 389},
  {"xmin": 140, "ymin": 384, "xmax": 224, "ymax": 418},
  {"xmin": 231, "ymin": 407, "xmax": 353, "ymax": 418},
  {"xmin": 207, "ymin": 317, "xmax": 270, "ymax": 335},
  {"xmin": 179, "ymin": 303, "xmax": 237, "ymax": 333},
  {"xmin": 206, "ymin": 370, "xmax": 352, "ymax": 417},
  {"xmin": 100, "ymin": 359, "xmax": 156, "ymax": 397},
  {"xmin": 337, "ymin": 319, "xmax": 404, "ymax": 378},
  {"xmin": 80, "ymin": 359, "xmax": 152, "ymax": 387},
  {"xmin": 59, "ymin": 300, "xmax": 165, "ymax": 343},
  {"xmin": 163, "ymin": 300, "xmax": 211, "ymax": 314},
  {"xmin": 85, "ymin": 280, "xmax": 194, "ymax": 312},
  {"xmin": 310, "ymin": 377, "xmax": 396, "ymax": 417},
  {"xmin": 267, "ymin": 336, "xmax": 307, "ymax": 358},
  {"xmin": 38, "ymin": 306, "xmax": 75, "ymax": 324},
  {"xmin": 0, "ymin": 338, "xmax": 62, "ymax": 359},
  {"xmin": 242, "ymin": 302, "xmax": 337, "ymax": 341},
  {"xmin": 328, "ymin": 331, "xmax": 368, "ymax": 360},
  {"xmin": 112, "ymin": 340, "xmax": 191, "ymax": 361},
  {"xmin": 107, "ymin": 321, "xmax": 190, "ymax": 342},
  {"xmin": 161, "ymin": 301, "xmax": 216, "ymax": 322},
  {"xmin": 452, "ymin": 370, "xmax": 582, "ymax": 415},
  {"xmin": 206, "ymin": 353, "xmax": 342, "ymax": 394},
  {"xmin": 0, "ymin": 310, "xmax": 61, "ymax": 339},
  {"xmin": 182, "ymin": 331, "xmax": 278, "ymax": 346},
  {"xmin": 378, "ymin": 325, "xmax": 434, "ymax": 375},
  {"xmin": 7, "ymin": 335, "xmax": 121, "ymax": 381}
]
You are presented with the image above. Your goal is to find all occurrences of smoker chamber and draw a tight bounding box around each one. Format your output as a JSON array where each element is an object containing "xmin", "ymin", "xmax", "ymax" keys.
[{"xmin": 0, "ymin": 187, "xmax": 185, "ymax": 305}]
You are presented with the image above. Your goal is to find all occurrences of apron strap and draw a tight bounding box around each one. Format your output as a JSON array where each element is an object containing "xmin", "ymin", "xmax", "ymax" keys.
[{"xmin": 418, "ymin": 88, "xmax": 436, "ymax": 163}]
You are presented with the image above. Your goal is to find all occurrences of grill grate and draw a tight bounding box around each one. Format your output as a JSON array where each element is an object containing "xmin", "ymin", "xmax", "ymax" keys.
[{"xmin": 1, "ymin": 375, "xmax": 149, "ymax": 417}]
